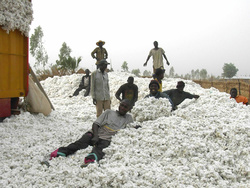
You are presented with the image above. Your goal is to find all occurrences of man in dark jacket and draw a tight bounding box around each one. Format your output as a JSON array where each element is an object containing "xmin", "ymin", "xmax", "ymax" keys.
[
  {"xmin": 71, "ymin": 69, "xmax": 91, "ymax": 97},
  {"xmin": 163, "ymin": 81, "xmax": 199, "ymax": 110},
  {"xmin": 115, "ymin": 76, "xmax": 138, "ymax": 107}
]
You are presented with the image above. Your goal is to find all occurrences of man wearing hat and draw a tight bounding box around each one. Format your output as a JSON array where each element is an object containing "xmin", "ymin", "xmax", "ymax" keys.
[
  {"xmin": 91, "ymin": 59, "xmax": 111, "ymax": 117},
  {"xmin": 145, "ymin": 80, "xmax": 174, "ymax": 109},
  {"xmin": 91, "ymin": 40, "xmax": 108, "ymax": 69}
]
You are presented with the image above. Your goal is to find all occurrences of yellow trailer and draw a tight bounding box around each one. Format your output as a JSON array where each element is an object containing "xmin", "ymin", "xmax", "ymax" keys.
[
  {"xmin": 0, "ymin": 28, "xmax": 29, "ymax": 119},
  {"xmin": 0, "ymin": 28, "xmax": 29, "ymax": 98},
  {"xmin": 0, "ymin": 0, "xmax": 34, "ymax": 121}
]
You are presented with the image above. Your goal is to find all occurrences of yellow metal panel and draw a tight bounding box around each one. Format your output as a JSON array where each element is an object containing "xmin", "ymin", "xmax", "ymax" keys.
[{"xmin": 0, "ymin": 28, "xmax": 29, "ymax": 98}]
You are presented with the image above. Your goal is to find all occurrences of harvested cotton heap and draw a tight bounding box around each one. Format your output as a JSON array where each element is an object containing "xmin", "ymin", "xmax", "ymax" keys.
[
  {"xmin": 0, "ymin": 0, "xmax": 33, "ymax": 36},
  {"xmin": 0, "ymin": 71, "xmax": 249, "ymax": 187}
]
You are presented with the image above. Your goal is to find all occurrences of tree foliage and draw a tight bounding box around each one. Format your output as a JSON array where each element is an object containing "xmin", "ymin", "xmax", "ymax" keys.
[
  {"xmin": 30, "ymin": 26, "xmax": 48, "ymax": 70},
  {"xmin": 195, "ymin": 69, "xmax": 200, "ymax": 79},
  {"xmin": 131, "ymin": 69, "xmax": 140, "ymax": 76},
  {"xmin": 222, "ymin": 63, "xmax": 238, "ymax": 78},
  {"xmin": 121, "ymin": 61, "xmax": 129, "ymax": 72},
  {"xmin": 191, "ymin": 69, "xmax": 200, "ymax": 79},
  {"xmin": 56, "ymin": 42, "xmax": 81, "ymax": 74},
  {"xmin": 184, "ymin": 73, "xmax": 191, "ymax": 80},
  {"xmin": 143, "ymin": 70, "xmax": 152, "ymax": 77},
  {"xmin": 200, "ymin": 69, "xmax": 208, "ymax": 80},
  {"xmin": 169, "ymin": 66, "xmax": 175, "ymax": 78}
]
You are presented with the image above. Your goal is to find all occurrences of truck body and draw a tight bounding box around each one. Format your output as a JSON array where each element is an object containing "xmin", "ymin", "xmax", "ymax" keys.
[{"xmin": 0, "ymin": 28, "xmax": 29, "ymax": 119}]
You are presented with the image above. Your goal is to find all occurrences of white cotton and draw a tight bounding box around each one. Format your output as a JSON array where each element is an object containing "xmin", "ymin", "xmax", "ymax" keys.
[
  {"xmin": 0, "ymin": 0, "xmax": 33, "ymax": 37},
  {"xmin": 0, "ymin": 71, "xmax": 249, "ymax": 187}
]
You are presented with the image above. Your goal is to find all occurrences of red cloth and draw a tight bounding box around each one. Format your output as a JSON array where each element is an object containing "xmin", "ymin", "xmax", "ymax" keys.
[{"xmin": 231, "ymin": 95, "xmax": 248, "ymax": 105}]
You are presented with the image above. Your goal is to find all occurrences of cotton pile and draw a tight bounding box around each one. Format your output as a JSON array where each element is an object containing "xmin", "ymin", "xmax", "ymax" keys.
[
  {"xmin": 0, "ymin": 71, "xmax": 249, "ymax": 188},
  {"xmin": 0, "ymin": 0, "xmax": 33, "ymax": 36}
]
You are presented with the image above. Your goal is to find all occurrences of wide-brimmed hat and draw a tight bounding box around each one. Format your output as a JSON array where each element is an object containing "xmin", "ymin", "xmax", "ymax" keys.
[
  {"xmin": 96, "ymin": 40, "xmax": 105, "ymax": 46},
  {"xmin": 98, "ymin": 59, "xmax": 110, "ymax": 65}
]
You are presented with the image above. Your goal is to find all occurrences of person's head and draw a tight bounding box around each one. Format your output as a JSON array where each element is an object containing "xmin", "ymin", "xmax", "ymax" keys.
[
  {"xmin": 176, "ymin": 81, "xmax": 185, "ymax": 91},
  {"xmin": 230, "ymin": 88, "xmax": 238, "ymax": 98},
  {"xmin": 149, "ymin": 80, "xmax": 160, "ymax": 95},
  {"xmin": 118, "ymin": 99, "xmax": 132, "ymax": 115},
  {"xmin": 98, "ymin": 59, "xmax": 110, "ymax": 72},
  {"xmin": 127, "ymin": 76, "xmax": 134, "ymax": 85},
  {"xmin": 85, "ymin": 69, "xmax": 90, "ymax": 76},
  {"xmin": 155, "ymin": 67, "xmax": 165, "ymax": 80},
  {"xmin": 153, "ymin": 41, "xmax": 158, "ymax": 48},
  {"xmin": 96, "ymin": 40, "xmax": 105, "ymax": 47}
]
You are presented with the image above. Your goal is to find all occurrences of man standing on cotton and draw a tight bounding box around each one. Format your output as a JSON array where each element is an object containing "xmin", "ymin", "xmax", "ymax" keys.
[
  {"xmin": 144, "ymin": 41, "xmax": 170, "ymax": 73},
  {"xmin": 91, "ymin": 40, "xmax": 108, "ymax": 69},
  {"xmin": 91, "ymin": 59, "xmax": 111, "ymax": 117}
]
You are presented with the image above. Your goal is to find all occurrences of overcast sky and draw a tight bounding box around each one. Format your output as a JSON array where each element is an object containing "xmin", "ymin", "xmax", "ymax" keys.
[{"xmin": 29, "ymin": 0, "xmax": 250, "ymax": 76}]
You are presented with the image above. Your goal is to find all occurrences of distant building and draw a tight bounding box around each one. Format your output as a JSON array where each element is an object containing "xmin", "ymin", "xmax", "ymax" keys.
[{"xmin": 228, "ymin": 76, "xmax": 250, "ymax": 84}]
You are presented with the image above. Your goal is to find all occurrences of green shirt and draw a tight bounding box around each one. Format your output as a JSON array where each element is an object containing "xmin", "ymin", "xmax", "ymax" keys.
[{"xmin": 91, "ymin": 47, "xmax": 108, "ymax": 64}]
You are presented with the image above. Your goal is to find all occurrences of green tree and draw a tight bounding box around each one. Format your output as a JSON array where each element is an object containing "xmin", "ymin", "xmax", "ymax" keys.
[
  {"xmin": 184, "ymin": 73, "xmax": 191, "ymax": 80},
  {"xmin": 131, "ymin": 69, "xmax": 140, "ymax": 76},
  {"xmin": 200, "ymin": 69, "xmax": 208, "ymax": 80},
  {"xmin": 191, "ymin": 69, "xmax": 195, "ymax": 79},
  {"xmin": 195, "ymin": 69, "xmax": 200, "ymax": 79},
  {"xmin": 222, "ymin": 63, "xmax": 238, "ymax": 78},
  {"xmin": 30, "ymin": 26, "xmax": 48, "ymax": 70},
  {"xmin": 57, "ymin": 42, "xmax": 71, "ymax": 62},
  {"xmin": 143, "ymin": 70, "xmax": 151, "ymax": 77},
  {"xmin": 169, "ymin": 66, "xmax": 175, "ymax": 78},
  {"xmin": 56, "ymin": 42, "xmax": 81, "ymax": 74},
  {"xmin": 121, "ymin": 61, "xmax": 129, "ymax": 72}
]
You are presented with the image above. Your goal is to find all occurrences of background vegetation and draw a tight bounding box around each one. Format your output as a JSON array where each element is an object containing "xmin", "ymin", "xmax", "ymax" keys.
[{"xmin": 30, "ymin": 26, "xmax": 243, "ymax": 82}]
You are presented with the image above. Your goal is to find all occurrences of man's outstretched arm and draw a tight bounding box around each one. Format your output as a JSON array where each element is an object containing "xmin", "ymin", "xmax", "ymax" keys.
[
  {"xmin": 144, "ymin": 55, "xmax": 151, "ymax": 66},
  {"xmin": 163, "ymin": 54, "xmax": 170, "ymax": 65}
]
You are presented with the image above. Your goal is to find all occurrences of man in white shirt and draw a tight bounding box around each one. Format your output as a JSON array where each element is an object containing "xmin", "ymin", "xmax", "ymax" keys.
[
  {"xmin": 91, "ymin": 59, "xmax": 111, "ymax": 117},
  {"xmin": 144, "ymin": 41, "xmax": 170, "ymax": 73}
]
